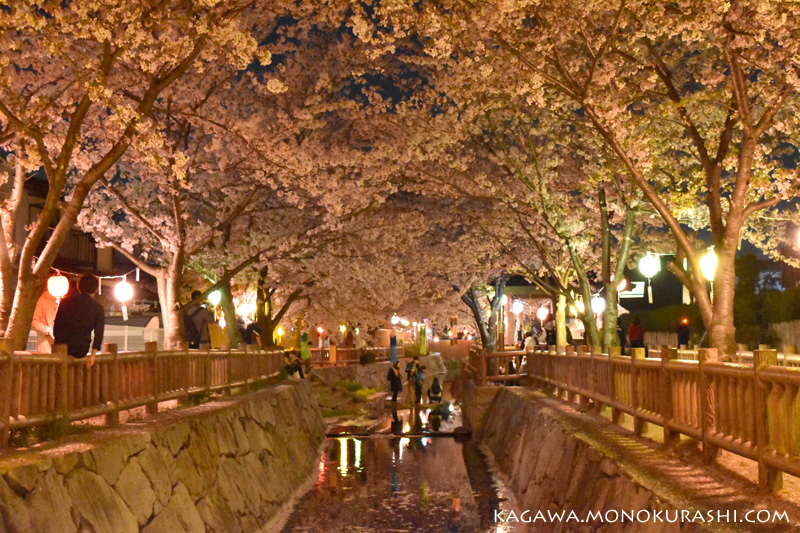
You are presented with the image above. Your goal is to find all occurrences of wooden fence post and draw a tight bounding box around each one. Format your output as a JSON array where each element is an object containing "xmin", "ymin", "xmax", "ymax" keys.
[
  {"xmin": 630, "ymin": 347, "xmax": 647, "ymax": 435},
  {"xmin": 54, "ymin": 344, "xmax": 69, "ymax": 417},
  {"xmin": 226, "ymin": 345, "xmax": 233, "ymax": 395},
  {"xmin": 610, "ymin": 352, "xmax": 621, "ymax": 424},
  {"xmin": 753, "ymin": 349, "xmax": 782, "ymax": 493},
  {"xmin": 660, "ymin": 347, "xmax": 680, "ymax": 447},
  {"xmin": 180, "ymin": 344, "xmax": 191, "ymax": 406},
  {"xmin": 105, "ymin": 343, "xmax": 120, "ymax": 426},
  {"xmin": 698, "ymin": 348, "xmax": 719, "ymax": 464},
  {"xmin": 0, "ymin": 340, "xmax": 13, "ymax": 448},
  {"xmin": 145, "ymin": 341, "xmax": 159, "ymax": 414}
]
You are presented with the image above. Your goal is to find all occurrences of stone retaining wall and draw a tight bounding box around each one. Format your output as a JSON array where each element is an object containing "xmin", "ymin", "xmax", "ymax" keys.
[
  {"xmin": 479, "ymin": 388, "xmax": 699, "ymax": 532},
  {"xmin": 0, "ymin": 381, "xmax": 325, "ymax": 533},
  {"xmin": 313, "ymin": 355, "xmax": 445, "ymax": 392}
]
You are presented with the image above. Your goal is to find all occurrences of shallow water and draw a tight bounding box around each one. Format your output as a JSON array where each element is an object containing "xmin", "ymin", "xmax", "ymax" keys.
[{"xmin": 282, "ymin": 408, "xmax": 515, "ymax": 532}]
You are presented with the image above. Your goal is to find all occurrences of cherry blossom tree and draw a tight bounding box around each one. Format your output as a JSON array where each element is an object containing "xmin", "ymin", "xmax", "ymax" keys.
[
  {"xmin": 360, "ymin": 0, "xmax": 800, "ymax": 355},
  {"xmin": 0, "ymin": 1, "xmax": 291, "ymax": 348}
]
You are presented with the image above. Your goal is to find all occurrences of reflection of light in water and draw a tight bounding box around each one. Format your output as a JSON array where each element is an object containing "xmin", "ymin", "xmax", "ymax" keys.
[
  {"xmin": 419, "ymin": 410, "xmax": 428, "ymax": 425},
  {"xmin": 421, "ymin": 438, "xmax": 427, "ymax": 447},
  {"xmin": 398, "ymin": 437, "xmax": 409, "ymax": 460},
  {"xmin": 427, "ymin": 438, "xmax": 432, "ymax": 445},
  {"xmin": 338, "ymin": 438, "xmax": 348, "ymax": 476},
  {"xmin": 318, "ymin": 451, "xmax": 326, "ymax": 485},
  {"xmin": 354, "ymin": 439, "xmax": 361, "ymax": 471}
]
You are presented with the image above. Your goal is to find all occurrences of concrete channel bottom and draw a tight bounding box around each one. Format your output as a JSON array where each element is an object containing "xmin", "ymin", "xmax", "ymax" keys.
[{"xmin": 281, "ymin": 404, "xmax": 517, "ymax": 533}]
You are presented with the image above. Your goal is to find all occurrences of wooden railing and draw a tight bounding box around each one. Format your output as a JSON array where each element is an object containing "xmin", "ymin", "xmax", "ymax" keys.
[
  {"xmin": 477, "ymin": 344, "xmax": 800, "ymax": 493},
  {"xmin": 308, "ymin": 345, "xmax": 404, "ymax": 367},
  {"xmin": 0, "ymin": 341, "xmax": 284, "ymax": 448}
]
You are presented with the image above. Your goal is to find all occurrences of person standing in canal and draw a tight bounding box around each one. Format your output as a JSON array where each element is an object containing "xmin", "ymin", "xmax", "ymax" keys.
[
  {"xmin": 387, "ymin": 362, "xmax": 402, "ymax": 402},
  {"xmin": 413, "ymin": 362, "xmax": 425, "ymax": 404}
]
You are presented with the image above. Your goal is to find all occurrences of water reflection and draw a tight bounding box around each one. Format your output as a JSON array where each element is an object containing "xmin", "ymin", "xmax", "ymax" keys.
[{"xmin": 282, "ymin": 435, "xmax": 514, "ymax": 532}]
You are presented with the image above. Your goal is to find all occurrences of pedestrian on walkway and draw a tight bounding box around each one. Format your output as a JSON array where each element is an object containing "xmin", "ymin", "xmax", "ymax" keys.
[
  {"xmin": 628, "ymin": 317, "xmax": 646, "ymax": 355},
  {"xmin": 32, "ymin": 290, "xmax": 60, "ymax": 353},
  {"xmin": 185, "ymin": 291, "xmax": 214, "ymax": 349},
  {"xmin": 53, "ymin": 274, "xmax": 104, "ymax": 366},
  {"xmin": 387, "ymin": 362, "xmax": 402, "ymax": 402}
]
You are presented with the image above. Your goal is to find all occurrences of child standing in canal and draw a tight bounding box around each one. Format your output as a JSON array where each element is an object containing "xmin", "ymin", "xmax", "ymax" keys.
[{"xmin": 388, "ymin": 362, "xmax": 403, "ymax": 402}]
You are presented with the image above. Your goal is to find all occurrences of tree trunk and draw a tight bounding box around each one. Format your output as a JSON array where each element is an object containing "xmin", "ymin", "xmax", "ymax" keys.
[
  {"xmin": 219, "ymin": 280, "xmax": 242, "ymax": 347},
  {"xmin": 157, "ymin": 266, "xmax": 185, "ymax": 350},
  {"xmin": 707, "ymin": 244, "xmax": 737, "ymax": 356},
  {"xmin": 602, "ymin": 283, "xmax": 620, "ymax": 351},
  {"xmin": 555, "ymin": 294, "xmax": 567, "ymax": 346},
  {"xmin": 5, "ymin": 272, "xmax": 46, "ymax": 350}
]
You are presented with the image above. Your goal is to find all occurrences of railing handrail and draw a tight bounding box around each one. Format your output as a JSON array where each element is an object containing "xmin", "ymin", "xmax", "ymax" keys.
[
  {"xmin": 0, "ymin": 342, "xmax": 286, "ymax": 448},
  {"xmin": 507, "ymin": 344, "xmax": 800, "ymax": 493}
]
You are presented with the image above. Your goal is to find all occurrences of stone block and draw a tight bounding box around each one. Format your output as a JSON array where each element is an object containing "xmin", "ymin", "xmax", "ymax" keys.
[
  {"xmin": 137, "ymin": 445, "xmax": 173, "ymax": 509},
  {"xmin": 114, "ymin": 458, "xmax": 156, "ymax": 527},
  {"xmin": 28, "ymin": 470, "xmax": 76, "ymax": 533},
  {"xmin": 65, "ymin": 469, "xmax": 137, "ymax": 533},
  {"xmin": 4, "ymin": 464, "xmax": 38, "ymax": 494},
  {"xmin": 0, "ymin": 474, "xmax": 33, "ymax": 533},
  {"xmin": 174, "ymin": 450, "xmax": 205, "ymax": 501},
  {"xmin": 141, "ymin": 483, "xmax": 204, "ymax": 533}
]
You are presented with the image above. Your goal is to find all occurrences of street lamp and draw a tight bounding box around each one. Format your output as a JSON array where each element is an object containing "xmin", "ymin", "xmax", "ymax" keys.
[
  {"xmin": 208, "ymin": 290, "xmax": 221, "ymax": 320},
  {"xmin": 700, "ymin": 246, "xmax": 717, "ymax": 302},
  {"xmin": 638, "ymin": 253, "xmax": 660, "ymax": 304},
  {"xmin": 512, "ymin": 300, "xmax": 524, "ymax": 315},
  {"xmin": 591, "ymin": 296, "xmax": 606, "ymax": 315}
]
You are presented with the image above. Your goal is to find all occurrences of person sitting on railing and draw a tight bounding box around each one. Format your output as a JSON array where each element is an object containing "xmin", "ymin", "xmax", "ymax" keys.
[
  {"xmin": 285, "ymin": 351, "xmax": 305, "ymax": 379},
  {"xmin": 427, "ymin": 377, "xmax": 443, "ymax": 404},
  {"xmin": 53, "ymin": 274, "xmax": 104, "ymax": 367}
]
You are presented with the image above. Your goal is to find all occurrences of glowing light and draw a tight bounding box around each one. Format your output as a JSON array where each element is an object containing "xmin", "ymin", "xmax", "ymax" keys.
[
  {"xmin": 512, "ymin": 300, "xmax": 524, "ymax": 315},
  {"xmin": 617, "ymin": 279, "xmax": 628, "ymax": 292},
  {"xmin": 501, "ymin": 294, "xmax": 508, "ymax": 305},
  {"xmin": 682, "ymin": 318, "xmax": 689, "ymax": 325},
  {"xmin": 591, "ymin": 296, "xmax": 606, "ymax": 314},
  {"xmin": 114, "ymin": 281, "xmax": 133, "ymax": 302},
  {"xmin": 638, "ymin": 253, "xmax": 660, "ymax": 279},
  {"xmin": 391, "ymin": 314, "xmax": 400, "ymax": 325},
  {"xmin": 575, "ymin": 300, "xmax": 585, "ymax": 314},
  {"xmin": 355, "ymin": 328, "xmax": 360, "ymax": 335},
  {"xmin": 354, "ymin": 439, "xmax": 362, "ymax": 471},
  {"xmin": 400, "ymin": 319, "xmax": 410, "ymax": 327},
  {"xmin": 317, "ymin": 326, "xmax": 324, "ymax": 335},
  {"xmin": 340, "ymin": 324, "xmax": 347, "ymax": 334},
  {"xmin": 536, "ymin": 306, "xmax": 549, "ymax": 321},
  {"xmin": 47, "ymin": 275, "xmax": 69, "ymax": 299},
  {"xmin": 339, "ymin": 438, "xmax": 348, "ymax": 476},
  {"xmin": 276, "ymin": 326, "xmax": 284, "ymax": 337},
  {"xmin": 700, "ymin": 247, "xmax": 717, "ymax": 281},
  {"xmin": 433, "ymin": 336, "xmax": 440, "ymax": 342},
  {"xmin": 208, "ymin": 290, "xmax": 221, "ymax": 306},
  {"xmin": 219, "ymin": 317, "xmax": 226, "ymax": 328}
]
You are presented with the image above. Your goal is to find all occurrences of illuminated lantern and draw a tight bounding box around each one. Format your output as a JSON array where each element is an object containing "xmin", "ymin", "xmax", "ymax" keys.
[
  {"xmin": 638, "ymin": 253, "xmax": 660, "ymax": 304},
  {"xmin": 536, "ymin": 306, "xmax": 549, "ymax": 321},
  {"xmin": 512, "ymin": 300, "xmax": 524, "ymax": 315},
  {"xmin": 317, "ymin": 326, "xmax": 324, "ymax": 335},
  {"xmin": 47, "ymin": 275, "xmax": 69, "ymax": 299},
  {"xmin": 114, "ymin": 281, "xmax": 133, "ymax": 303},
  {"xmin": 340, "ymin": 324, "xmax": 347, "ymax": 334}
]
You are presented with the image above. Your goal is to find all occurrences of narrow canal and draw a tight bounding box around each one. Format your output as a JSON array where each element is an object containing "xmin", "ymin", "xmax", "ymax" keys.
[{"xmin": 281, "ymin": 406, "xmax": 516, "ymax": 532}]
